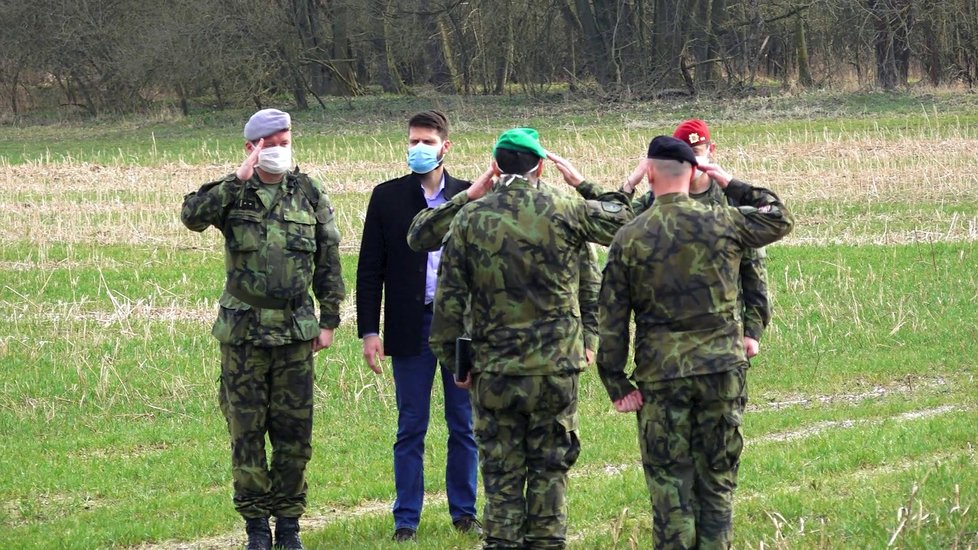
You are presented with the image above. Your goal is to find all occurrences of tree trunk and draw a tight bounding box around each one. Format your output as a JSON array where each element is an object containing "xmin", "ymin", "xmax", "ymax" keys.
[
  {"xmin": 292, "ymin": 69, "xmax": 309, "ymax": 109},
  {"xmin": 436, "ymin": 14, "xmax": 461, "ymax": 93},
  {"xmin": 652, "ymin": 0, "xmax": 691, "ymax": 88},
  {"xmin": 177, "ymin": 82, "xmax": 190, "ymax": 116},
  {"xmin": 369, "ymin": 0, "xmax": 406, "ymax": 93},
  {"xmin": 493, "ymin": 0, "xmax": 514, "ymax": 94},
  {"xmin": 797, "ymin": 15, "xmax": 814, "ymax": 87},
  {"xmin": 693, "ymin": 0, "xmax": 716, "ymax": 90},
  {"xmin": 419, "ymin": 0, "xmax": 454, "ymax": 92},
  {"xmin": 9, "ymin": 67, "xmax": 20, "ymax": 115},
  {"xmin": 292, "ymin": 0, "xmax": 330, "ymax": 95},
  {"xmin": 211, "ymin": 80, "xmax": 225, "ymax": 110},
  {"xmin": 327, "ymin": 1, "xmax": 360, "ymax": 95},
  {"xmin": 574, "ymin": 0, "xmax": 613, "ymax": 87},
  {"xmin": 870, "ymin": 0, "xmax": 912, "ymax": 90}
]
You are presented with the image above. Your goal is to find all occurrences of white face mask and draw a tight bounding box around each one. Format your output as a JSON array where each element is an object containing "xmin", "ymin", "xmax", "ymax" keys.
[
  {"xmin": 694, "ymin": 154, "xmax": 710, "ymax": 179},
  {"xmin": 258, "ymin": 145, "xmax": 293, "ymax": 174}
]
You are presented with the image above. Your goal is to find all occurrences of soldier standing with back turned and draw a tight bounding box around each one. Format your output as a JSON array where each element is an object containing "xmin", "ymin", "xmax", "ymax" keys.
[
  {"xmin": 597, "ymin": 136, "xmax": 793, "ymax": 549},
  {"xmin": 617, "ymin": 120, "xmax": 771, "ymax": 359},
  {"xmin": 430, "ymin": 128, "xmax": 634, "ymax": 549},
  {"xmin": 181, "ymin": 109, "xmax": 345, "ymax": 550}
]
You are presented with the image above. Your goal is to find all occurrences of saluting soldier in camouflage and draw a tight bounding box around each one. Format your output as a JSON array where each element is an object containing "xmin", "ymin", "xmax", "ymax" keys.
[
  {"xmin": 597, "ymin": 136, "xmax": 793, "ymax": 550},
  {"xmin": 181, "ymin": 109, "xmax": 345, "ymax": 550},
  {"xmin": 406, "ymin": 169, "xmax": 606, "ymax": 365},
  {"xmin": 430, "ymin": 128, "xmax": 633, "ymax": 549},
  {"xmin": 615, "ymin": 120, "xmax": 770, "ymax": 359}
]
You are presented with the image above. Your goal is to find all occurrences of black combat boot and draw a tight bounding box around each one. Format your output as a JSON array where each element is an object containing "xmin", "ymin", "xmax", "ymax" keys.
[
  {"xmin": 274, "ymin": 517, "xmax": 305, "ymax": 550},
  {"xmin": 245, "ymin": 517, "xmax": 272, "ymax": 550}
]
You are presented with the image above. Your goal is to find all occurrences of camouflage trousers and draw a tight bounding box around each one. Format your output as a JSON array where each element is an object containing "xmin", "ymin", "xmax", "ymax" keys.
[
  {"xmin": 637, "ymin": 368, "xmax": 747, "ymax": 550},
  {"xmin": 219, "ymin": 341, "xmax": 314, "ymax": 520},
  {"xmin": 472, "ymin": 373, "xmax": 581, "ymax": 550}
]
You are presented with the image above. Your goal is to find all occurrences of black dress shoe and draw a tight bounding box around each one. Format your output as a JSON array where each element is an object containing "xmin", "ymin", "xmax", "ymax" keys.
[
  {"xmin": 452, "ymin": 516, "xmax": 483, "ymax": 536},
  {"xmin": 392, "ymin": 527, "xmax": 417, "ymax": 542}
]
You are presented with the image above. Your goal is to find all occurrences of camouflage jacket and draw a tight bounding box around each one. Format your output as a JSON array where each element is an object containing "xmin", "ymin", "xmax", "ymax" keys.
[
  {"xmin": 181, "ymin": 170, "xmax": 345, "ymax": 346},
  {"xmin": 613, "ymin": 179, "xmax": 770, "ymax": 340},
  {"xmin": 406, "ymin": 182, "xmax": 608, "ymax": 351},
  {"xmin": 597, "ymin": 180, "xmax": 793, "ymax": 401},
  {"xmin": 430, "ymin": 177, "xmax": 633, "ymax": 376}
]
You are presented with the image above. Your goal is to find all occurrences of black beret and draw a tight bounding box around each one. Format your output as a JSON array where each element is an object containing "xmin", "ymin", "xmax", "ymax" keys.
[{"xmin": 647, "ymin": 135, "xmax": 698, "ymax": 166}]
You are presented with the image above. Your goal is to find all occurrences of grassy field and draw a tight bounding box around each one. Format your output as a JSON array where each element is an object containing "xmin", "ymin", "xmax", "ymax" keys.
[{"xmin": 1, "ymin": 90, "xmax": 976, "ymax": 549}]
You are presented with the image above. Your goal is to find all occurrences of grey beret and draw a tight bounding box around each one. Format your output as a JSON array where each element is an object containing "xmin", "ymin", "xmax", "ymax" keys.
[{"xmin": 244, "ymin": 108, "xmax": 291, "ymax": 141}]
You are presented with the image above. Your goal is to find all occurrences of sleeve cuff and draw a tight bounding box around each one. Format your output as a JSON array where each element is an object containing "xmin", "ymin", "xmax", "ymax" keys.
[
  {"xmin": 452, "ymin": 191, "xmax": 470, "ymax": 206},
  {"xmin": 744, "ymin": 324, "xmax": 763, "ymax": 341},
  {"xmin": 576, "ymin": 181, "xmax": 603, "ymax": 200},
  {"xmin": 600, "ymin": 373, "xmax": 637, "ymax": 403},
  {"xmin": 724, "ymin": 178, "xmax": 751, "ymax": 201},
  {"xmin": 319, "ymin": 313, "xmax": 340, "ymax": 329},
  {"xmin": 583, "ymin": 334, "xmax": 599, "ymax": 352}
]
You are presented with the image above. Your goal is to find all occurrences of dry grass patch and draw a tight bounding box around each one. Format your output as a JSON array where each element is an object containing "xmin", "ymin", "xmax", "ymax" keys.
[{"xmin": 3, "ymin": 132, "xmax": 978, "ymax": 249}]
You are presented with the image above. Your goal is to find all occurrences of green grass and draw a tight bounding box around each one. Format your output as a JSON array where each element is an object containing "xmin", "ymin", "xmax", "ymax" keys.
[
  {"xmin": 1, "ymin": 92, "xmax": 977, "ymax": 548},
  {"xmin": 1, "ymin": 242, "xmax": 975, "ymax": 548}
]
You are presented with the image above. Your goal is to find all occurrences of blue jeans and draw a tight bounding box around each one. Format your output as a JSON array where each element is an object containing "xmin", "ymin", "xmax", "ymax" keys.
[{"xmin": 391, "ymin": 310, "xmax": 478, "ymax": 530}]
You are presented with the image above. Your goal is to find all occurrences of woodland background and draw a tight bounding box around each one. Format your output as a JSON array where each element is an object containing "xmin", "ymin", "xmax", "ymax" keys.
[{"xmin": 1, "ymin": 0, "xmax": 977, "ymax": 117}]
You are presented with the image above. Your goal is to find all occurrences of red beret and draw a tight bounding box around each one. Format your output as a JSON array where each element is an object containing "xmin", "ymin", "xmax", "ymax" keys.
[{"xmin": 673, "ymin": 119, "xmax": 710, "ymax": 146}]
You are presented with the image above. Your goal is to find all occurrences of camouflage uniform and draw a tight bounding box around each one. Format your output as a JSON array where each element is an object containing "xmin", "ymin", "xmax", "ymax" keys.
[
  {"xmin": 620, "ymin": 180, "xmax": 770, "ymax": 342},
  {"xmin": 181, "ymin": 169, "xmax": 345, "ymax": 519},
  {"xmin": 597, "ymin": 180, "xmax": 792, "ymax": 549},
  {"xmin": 406, "ymin": 183, "xmax": 605, "ymax": 353},
  {"xmin": 430, "ymin": 176, "xmax": 633, "ymax": 549}
]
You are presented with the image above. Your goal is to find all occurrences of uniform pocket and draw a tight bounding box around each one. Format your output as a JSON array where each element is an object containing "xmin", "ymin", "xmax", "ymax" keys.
[
  {"xmin": 709, "ymin": 409, "xmax": 744, "ymax": 472},
  {"xmin": 226, "ymin": 210, "xmax": 262, "ymax": 252},
  {"xmin": 640, "ymin": 400, "xmax": 689, "ymax": 467},
  {"xmin": 552, "ymin": 401, "xmax": 581, "ymax": 469},
  {"xmin": 284, "ymin": 209, "xmax": 316, "ymax": 252},
  {"xmin": 211, "ymin": 305, "xmax": 252, "ymax": 344}
]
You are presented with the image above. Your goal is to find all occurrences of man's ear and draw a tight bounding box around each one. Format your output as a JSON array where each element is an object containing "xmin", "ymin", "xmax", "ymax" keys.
[
  {"xmin": 534, "ymin": 159, "xmax": 545, "ymax": 178},
  {"xmin": 245, "ymin": 141, "xmax": 255, "ymax": 153},
  {"xmin": 442, "ymin": 139, "xmax": 452, "ymax": 154},
  {"xmin": 491, "ymin": 159, "xmax": 500, "ymax": 177}
]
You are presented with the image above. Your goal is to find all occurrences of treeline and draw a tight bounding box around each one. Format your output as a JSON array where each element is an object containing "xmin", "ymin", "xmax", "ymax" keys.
[{"xmin": 1, "ymin": 0, "xmax": 977, "ymax": 116}]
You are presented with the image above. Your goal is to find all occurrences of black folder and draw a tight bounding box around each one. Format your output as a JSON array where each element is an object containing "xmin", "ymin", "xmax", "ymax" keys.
[{"xmin": 455, "ymin": 337, "xmax": 472, "ymax": 381}]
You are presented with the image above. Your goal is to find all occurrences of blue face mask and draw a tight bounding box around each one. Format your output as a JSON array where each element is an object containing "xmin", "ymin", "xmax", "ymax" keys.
[{"xmin": 407, "ymin": 143, "xmax": 443, "ymax": 174}]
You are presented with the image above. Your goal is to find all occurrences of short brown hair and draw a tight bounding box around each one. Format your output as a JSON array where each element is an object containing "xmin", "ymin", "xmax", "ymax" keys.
[{"xmin": 408, "ymin": 110, "xmax": 450, "ymax": 139}]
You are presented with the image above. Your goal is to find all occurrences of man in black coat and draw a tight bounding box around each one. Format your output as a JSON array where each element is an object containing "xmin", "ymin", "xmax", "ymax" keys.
[{"xmin": 355, "ymin": 111, "xmax": 480, "ymax": 542}]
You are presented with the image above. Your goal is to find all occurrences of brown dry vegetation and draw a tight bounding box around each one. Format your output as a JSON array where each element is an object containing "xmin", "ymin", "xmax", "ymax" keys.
[{"xmin": 2, "ymin": 134, "xmax": 977, "ymax": 252}]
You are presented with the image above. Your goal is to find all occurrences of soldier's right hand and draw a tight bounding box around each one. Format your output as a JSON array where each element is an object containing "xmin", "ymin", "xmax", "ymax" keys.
[
  {"xmin": 613, "ymin": 389, "xmax": 643, "ymax": 413},
  {"xmin": 622, "ymin": 159, "xmax": 647, "ymax": 194},
  {"xmin": 362, "ymin": 335, "xmax": 386, "ymax": 374},
  {"xmin": 547, "ymin": 152, "xmax": 585, "ymax": 187},
  {"xmin": 697, "ymin": 161, "xmax": 733, "ymax": 188},
  {"xmin": 466, "ymin": 165, "xmax": 496, "ymax": 200},
  {"xmin": 236, "ymin": 138, "xmax": 264, "ymax": 182}
]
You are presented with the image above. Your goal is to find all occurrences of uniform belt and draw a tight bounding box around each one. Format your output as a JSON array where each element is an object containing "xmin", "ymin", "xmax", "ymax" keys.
[{"xmin": 227, "ymin": 284, "xmax": 303, "ymax": 311}]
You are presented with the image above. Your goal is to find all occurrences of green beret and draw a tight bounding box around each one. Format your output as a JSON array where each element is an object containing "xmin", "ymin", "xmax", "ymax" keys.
[{"xmin": 493, "ymin": 127, "xmax": 548, "ymax": 159}]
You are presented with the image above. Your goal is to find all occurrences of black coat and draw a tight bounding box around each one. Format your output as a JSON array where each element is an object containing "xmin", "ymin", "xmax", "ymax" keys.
[{"xmin": 355, "ymin": 171, "xmax": 470, "ymax": 357}]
